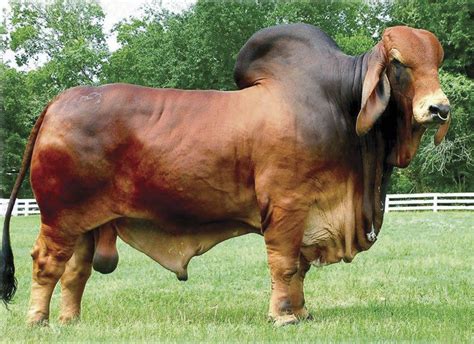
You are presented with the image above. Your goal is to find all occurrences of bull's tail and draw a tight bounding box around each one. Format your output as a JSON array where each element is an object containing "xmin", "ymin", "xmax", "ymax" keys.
[{"xmin": 1, "ymin": 104, "xmax": 50, "ymax": 306}]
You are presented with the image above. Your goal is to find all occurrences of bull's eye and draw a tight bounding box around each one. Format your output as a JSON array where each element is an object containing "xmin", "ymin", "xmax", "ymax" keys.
[
  {"xmin": 391, "ymin": 58, "xmax": 406, "ymax": 68},
  {"xmin": 391, "ymin": 58, "xmax": 409, "ymax": 85}
]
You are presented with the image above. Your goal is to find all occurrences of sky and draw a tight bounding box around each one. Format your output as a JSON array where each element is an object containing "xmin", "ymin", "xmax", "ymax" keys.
[{"xmin": 0, "ymin": 0, "xmax": 196, "ymax": 68}]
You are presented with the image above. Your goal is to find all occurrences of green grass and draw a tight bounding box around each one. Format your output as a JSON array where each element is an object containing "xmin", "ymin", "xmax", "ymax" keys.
[{"xmin": 1, "ymin": 213, "xmax": 473, "ymax": 343}]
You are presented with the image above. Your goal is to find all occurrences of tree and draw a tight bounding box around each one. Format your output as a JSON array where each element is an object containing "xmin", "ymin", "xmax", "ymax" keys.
[
  {"xmin": 9, "ymin": 0, "xmax": 108, "ymax": 89},
  {"xmin": 105, "ymin": 1, "xmax": 275, "ymax": 90},
  {"xmin": 0, "ymin": 64, "xmax": 35, "ymax": 197}
]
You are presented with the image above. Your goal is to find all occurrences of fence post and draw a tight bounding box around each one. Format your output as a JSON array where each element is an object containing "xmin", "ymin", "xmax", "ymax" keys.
[
  {"xmin": 385, "ymin": 195, "xmax": 390, "ymax": 213},
  {"xmin": 433, "ymin": 194, "xmax": 438, "ymax": 212},
  {"xmin": 0, "ymin": 200, "xmax": 6, "ymax": 217}
]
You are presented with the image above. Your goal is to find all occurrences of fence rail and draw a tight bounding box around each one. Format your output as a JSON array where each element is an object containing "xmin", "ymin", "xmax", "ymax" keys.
[
  {"xmin": 0, "ymin": 198, "xmax": 40, "ymax": 216},
  {"xmin": 1, "ymin": 193, "xmax": 474, "ymax": 216},
  {"xmin": 385, "ymin": 193, "xmax": 474, "ymax": 212}
]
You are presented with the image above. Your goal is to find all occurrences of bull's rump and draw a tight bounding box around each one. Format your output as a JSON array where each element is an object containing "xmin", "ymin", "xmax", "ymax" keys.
[{"xmin": 30, "ymin": 84, "xmax": 261, "ymax": 229}]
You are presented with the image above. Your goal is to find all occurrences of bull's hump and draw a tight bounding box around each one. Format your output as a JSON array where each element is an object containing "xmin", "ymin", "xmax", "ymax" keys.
[{"xmin": 234, "ymin": 24, "xmax": 343, "ymax": 89}]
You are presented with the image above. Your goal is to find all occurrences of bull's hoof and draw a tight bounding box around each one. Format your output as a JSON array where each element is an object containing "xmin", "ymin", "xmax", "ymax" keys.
[
  {"xmin": 27, "ymin": 312, "xmax": 49, "ymax": 327},
  {"xmin": 59, "ymin": 313, "xmax": 80, "ymax": 325},
  {"xmin": 294, "ymin": 307, "xmax": 313, "ymax": 321},
  {"xmin": 269, "ymin": 314, "xmax": 300, "ymax": 327}
]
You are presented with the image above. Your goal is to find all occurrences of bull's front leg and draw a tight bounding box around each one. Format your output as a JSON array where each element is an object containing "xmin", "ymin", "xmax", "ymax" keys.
[{"xmin": 263, "ymin": 206, "xmax": 308, "ymax": 326}]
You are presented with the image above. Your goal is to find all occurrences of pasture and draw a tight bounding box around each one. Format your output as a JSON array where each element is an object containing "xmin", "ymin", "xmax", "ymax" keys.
[{"xmin": 1, "ymin": 212, "xmax": 473, "ymax": 343}]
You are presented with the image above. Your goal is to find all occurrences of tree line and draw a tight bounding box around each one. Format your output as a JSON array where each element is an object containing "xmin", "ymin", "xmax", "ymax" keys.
[{"xmin": 1, "ymin": 0, "xmax": 473, "ymax": 197}]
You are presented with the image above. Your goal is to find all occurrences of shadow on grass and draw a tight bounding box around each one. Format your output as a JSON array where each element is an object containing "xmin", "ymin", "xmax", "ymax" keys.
[{"xmin": 315, "ymin": 302, "xmax": 471, "ymax": 325}]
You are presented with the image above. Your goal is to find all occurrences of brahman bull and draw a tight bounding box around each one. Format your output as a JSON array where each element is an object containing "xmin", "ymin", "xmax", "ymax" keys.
[{"xmin": 1, "ymin": 24, "xmax": 450, "ymax": 326}]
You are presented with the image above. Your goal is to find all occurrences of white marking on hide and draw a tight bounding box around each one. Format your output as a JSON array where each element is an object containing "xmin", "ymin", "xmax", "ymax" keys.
[
  {"xmin": 79, "ymin": 92, "xmax": 102, "ymax": 104},
  {"xmin": 310, "ymin": 258, "xmax": 325, "ymax": 268}
]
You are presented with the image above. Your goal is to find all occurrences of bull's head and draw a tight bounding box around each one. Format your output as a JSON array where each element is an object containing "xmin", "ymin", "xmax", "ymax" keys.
[{"xmin": 356, "ymin": 26, "xmax": 450, "ymax": 168}]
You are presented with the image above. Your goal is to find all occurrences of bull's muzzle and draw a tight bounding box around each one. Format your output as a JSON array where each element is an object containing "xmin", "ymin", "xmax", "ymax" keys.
[{"xmin": 413, "ymin": 89, "xmax": 450, "ymax": 126}]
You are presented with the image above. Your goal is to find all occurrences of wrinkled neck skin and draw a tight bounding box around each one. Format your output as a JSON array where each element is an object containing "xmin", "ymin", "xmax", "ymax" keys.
[
  {"xmin": 266, "ymin": 48, "xmax": 395, "ymax": 251},
  {"xmin": 280, "ymin": 49, "xmax": 395, "ymax": 252},
  {"xmin": 348, "ymin": 52, "xmax": 394, "ymax": 235},
  {"xmin": 316, "ymin": 50, "xmax": 395, "ymax": 248}
]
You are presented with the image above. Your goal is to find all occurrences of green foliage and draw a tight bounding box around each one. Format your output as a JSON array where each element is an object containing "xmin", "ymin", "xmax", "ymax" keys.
[
  {"xmin": 105, "ymin": 0, "xmax": 385, "ymax": 88},
  {"xmin": 0, "ymin": 64, "xmax": 34, "ymax": 197},
  {"xmin": 335, "ymin": 33, "xmax": 376, "ymax": 56},
  {"xmin": 269, "ymin": 1, "xmax": 386, "ymax": 37},
  {"xmin": 105, "ymin": 1, "xmax": 274, "ymax": 89},
  {"xmin": 9, "ymin": 0, "xmax": 108, "ymax": 89},
  {"xmin": 1, "ymin": 0, "xmax": 473, "ymax": 195}
]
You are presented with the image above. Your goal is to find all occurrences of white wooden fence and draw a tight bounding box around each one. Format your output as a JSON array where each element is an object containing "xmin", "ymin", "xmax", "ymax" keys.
[
  {"xmin": 0, "ymin": 198, "xmax": 40, "ymax": 216},
  {"xmin": 384, "ymin": 193, "xmax": 474, "ymax": 212},
  {"xmin": 0, "ymin": 193, "xmax": 473, "ymax": 216}
]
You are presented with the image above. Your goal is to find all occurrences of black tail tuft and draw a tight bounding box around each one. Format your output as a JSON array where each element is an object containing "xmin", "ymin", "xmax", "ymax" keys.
[{"xmin": 0, "ymin": 239, "xmax": 17, "ymax": 306}]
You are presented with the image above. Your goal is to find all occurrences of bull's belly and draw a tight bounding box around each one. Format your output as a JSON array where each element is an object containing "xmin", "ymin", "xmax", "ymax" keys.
[
  {"xmin": 112, "ymin": 176, "xmax": 262, "ymax": 280},
  {"xmin": 115, "ymin": 216, "xmax": 261, "ymax": 280},
  {"xmin": 95, "ymin": 130, "xmax": 262, "ymax": 277}
]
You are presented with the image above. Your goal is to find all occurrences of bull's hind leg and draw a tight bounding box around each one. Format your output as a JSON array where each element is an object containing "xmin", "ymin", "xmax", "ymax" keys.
[
  {"xmin": 27, "ymin": 223, "xmax": 78, "ymax": 326},
  {"xmin": 59, "ymin": 232, "xmax": 94, "ymax": 324}
]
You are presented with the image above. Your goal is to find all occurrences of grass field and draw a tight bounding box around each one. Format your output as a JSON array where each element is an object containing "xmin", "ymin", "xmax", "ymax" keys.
[{"xmin": 0, "ymin": 212, "xmax": 473, "ymax": 343}]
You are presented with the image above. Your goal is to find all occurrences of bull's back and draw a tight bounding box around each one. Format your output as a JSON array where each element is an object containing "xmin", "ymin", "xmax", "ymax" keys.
[{"xmin": 31, "ymin": 84, "xmax": 261, "ymax": 227}]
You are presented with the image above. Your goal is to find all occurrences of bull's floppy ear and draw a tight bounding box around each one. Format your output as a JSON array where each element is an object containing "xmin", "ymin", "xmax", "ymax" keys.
[
  {"xmin": 356, "ymin": 44, "xmax": 391, "ymax": 136},
  {"xmin": 434, "ymin": 116, "xmax": 451, "ymax": 146}
]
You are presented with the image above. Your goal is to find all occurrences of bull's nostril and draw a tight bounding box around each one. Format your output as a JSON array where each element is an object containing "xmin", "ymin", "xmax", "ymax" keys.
[
  {"xmin": 429, "ymin": 104, "xmax": 450, "ymax": 122},
  {"xmin": 438, "ymin": 104, "xmax": 450, "ymax": 118},
  {"xmin": 429, "ymin": 105, "xmax": 440, "ymax": 114}
]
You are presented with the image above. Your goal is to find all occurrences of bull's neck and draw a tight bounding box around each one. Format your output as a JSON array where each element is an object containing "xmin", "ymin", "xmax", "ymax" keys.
[
  {"xmin": 344, "ymin": 51, "xmax": 371, "ymax": 115},
  {"xmin": 344, "ymin": 49, "xmax": 392, "ymax": 245}
]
